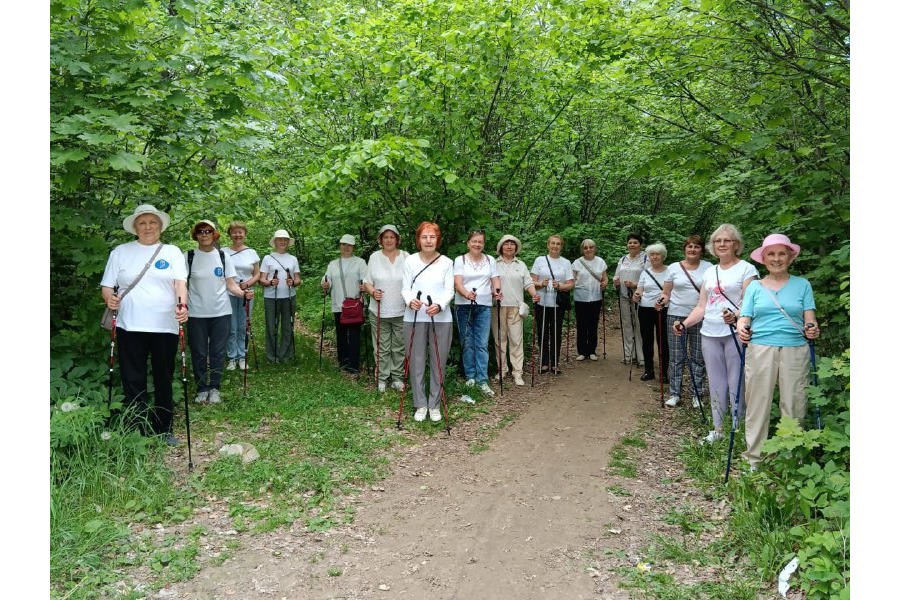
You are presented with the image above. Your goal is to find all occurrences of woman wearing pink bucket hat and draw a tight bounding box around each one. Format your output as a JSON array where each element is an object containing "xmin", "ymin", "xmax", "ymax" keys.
[{"xmin": 737, "ymin": 233, "xmax": 819, "ymax": 472}]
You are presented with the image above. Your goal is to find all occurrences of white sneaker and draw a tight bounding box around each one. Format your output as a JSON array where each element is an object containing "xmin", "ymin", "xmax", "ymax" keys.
[
  {"xmin": 226, "ymin": 360, "xmax": 236, "ymax": 371},
  {"xmin": 392, "ymin": 380, "xmax": 405, "ymax": 392},
  {"xmin": 414, "ymin": 407, "xmax": 428, "ymax": 422},
  {"xmin": 692, "ymin": 396, "xmax": 701, "ymax": 408},
  {"xmin": 429, "ymin": 407, "xmax": 442, "ymax": 422},
  {"xmin": 665, "ymin": 395, "xmax": 680, "ymax": 407},
  {"xmin": 513, "ymin": 374, "xmax": 525, "ymax": 386},
  {"xmin": 238, "ymin": 358, "xmax": 247, "ymax": 370},
  {"xmin": 575, "ymin": 354, "xmax": 586, "ymax": 361},
  {"xmin": 700, "ymin": 430, "xmax": 724, "ymax": 445},
  {"xmin": 493, "ymin": 373, "xmax": 501, "ymax": 382},
  {"xmin": 479, "ymin": 383, "xmax": 495, "ymax": 397},
  {"xmin": 378, "ymin": 382, "xmax": 387, "ymax": 393},
  {"xmin": 465, "ymin": 378, "xmax": 476, "ymax": 387},
  {"xmin": 194, "ymin": 391, "xmax": 209, "ymax": 404},
  {"xmin": 589, "ymin": 354, "xmax": 599, "ymax": 361},
  {"xmin": 208, "ymin": 389, "xmax": 222, "ymax": 404}
]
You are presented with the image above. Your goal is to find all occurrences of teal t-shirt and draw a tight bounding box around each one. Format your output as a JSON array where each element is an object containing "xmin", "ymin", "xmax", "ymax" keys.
[{"xmin": 740, "ymin": 276, "xmax": 815, "ymax": 347}]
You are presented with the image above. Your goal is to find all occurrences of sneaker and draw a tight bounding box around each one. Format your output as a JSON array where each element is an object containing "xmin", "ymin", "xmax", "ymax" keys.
[
  {"xmin": 575, "ymin": 354, "xmax": 586, "ymax": 361},
  {"xmin": 749, "ymin": 465, "xmax": 758, "ymax": 473},
  {"xmin": 414, "ymin": 407, "xmax": 428, "ymax": 422},
  {"xmin": 208, "ymin": 389, "xmax": 222, "ymax": 404},
  {"xmin": 589, "ymin": 354, "xmax": 599, "ymax": 361},
  {"xmin": 493, "ymin": 372, "xmax": 501, "ymax": 382},
  {"xmin": 392, "ymin": 380, "xmax": 405, "ymax": 392},
  {"xmin": 692, "ymin": 396, "xmax": 701, "ymax": 408},
  {"xmin": 226, "ymin": 360, "xmax": 236, "ymax": 371},
  {"xmin": 700, "ymin": 430, "xmax": 724, "ymax": 445},
  {"xmin": 513, "ymin": 374, "xmax": 525, "ymax": 386},
  {"xmin": 465, "ymin": 378, "xmax": 476, "ymax": 387},
  {"xmin": 479, "ymin": 383, "xmax": 495, "ymax": 397},
  {"xmin": 238, "ymin": 358, "xmax": 247, "ymax": 370},
  {"xmin": 459, "ymin": 395, "xmax": 476, "ymax": 404},
  {"xmin": 429, "ymin": 407, "xmax": 442, "ymax": 422},
  {"xmin": 194, "ymin": 390, "xmax": 209, "ymax": 404},
  {"xmin": 378, "ymin": 382, "xmax": 387, "ymax": 393},
  {"xmin": 665, "ymin": 395, "xmax": 680, "ymax": 407},
  {"xmin": 162, "ymin": 433, "xmax": 179, "ymax": 446},
  {"xmin": 639, "ymin": 372, "xmax": 655, "ymax": 381}
]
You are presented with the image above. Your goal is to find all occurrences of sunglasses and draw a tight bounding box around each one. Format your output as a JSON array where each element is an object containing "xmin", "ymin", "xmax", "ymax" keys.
[{"xmin": 196, "ymin": 228, "xmax": 215, "ymax": 235}]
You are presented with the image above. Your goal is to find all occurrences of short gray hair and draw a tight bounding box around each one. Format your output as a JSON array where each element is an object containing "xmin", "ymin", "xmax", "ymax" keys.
[
  {"xmin": 581, "ymin": 238, "xmax": 596, "ymax": 250},
  {"xmin": 706, "ymin": 223, "xmax": 744, "ymax": 255},
  {"xmin": 646, "ymin": 242, "xmax": 667, "ymax": 260}
]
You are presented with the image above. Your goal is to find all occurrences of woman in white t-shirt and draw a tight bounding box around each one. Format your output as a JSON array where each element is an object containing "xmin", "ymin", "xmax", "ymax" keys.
[
  {"xmin": 571, "ymin": 239, "xmax": 608, "ymax": 361},
  {"xmin": 223, "ymin": 221, "xmax": 261, "ymax": 371},
  {"xmin": 659, "ymin": 235, "xmax": 712, "ymax": 408},
  {"xmin": 401, "ymin": 221, "xmax": 455, "ymax": 423},
  {"xmin": 322, "ymin": 234, "xmax": 368, "ymax": 374},
  {"xmin": 101, "ymin": 204, "xmax": 189, "ymax": 444},
  {"xmin": 493, "ymin": 235, "xmax": 540, "ymax": 387},
  {"xmin": 184, "ymin": 220, "xmax": 253, "ymax": 405},
  {"xmin": 454, "ymin": 230, "xmax": 501, "ymax": 395},
  {"xmin": 362, "ymin": 225, "xmax": 409, "ymax": 393},
  {"xmin": 530, "ymin": 235, "xmax": 575, "ymax": 375},
  {"xmin": 633, "ymin": 243, "xmax": 669, "ymax": 383},
  {"xmin": 260, "ymin": 229, "xmax": 301, "ymax": 363},
  {"xmin": 674, "ymin": 224, "xmax": 759, "ymax": 444}
]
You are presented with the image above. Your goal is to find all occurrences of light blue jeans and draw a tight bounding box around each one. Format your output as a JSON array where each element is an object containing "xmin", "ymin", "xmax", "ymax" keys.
[
  {"xmin": 455, "ymin": 303, "xmax": 491, "ymax": 383},
  {"xmin": 227, "ymin": 295, "xmax": 252, "ymax": 360}
]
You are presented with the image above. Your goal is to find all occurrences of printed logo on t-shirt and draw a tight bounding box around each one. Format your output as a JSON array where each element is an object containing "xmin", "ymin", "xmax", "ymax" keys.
[
  {"xmin": 155, "ymin": 259, "xmax": 170, "ymax": 269},
  {"xmin": 214, "ymin": 267, "xmax": 224, "ymax": 277}
]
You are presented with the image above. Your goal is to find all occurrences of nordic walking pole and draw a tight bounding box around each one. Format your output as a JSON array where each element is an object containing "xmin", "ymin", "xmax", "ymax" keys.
[
  {"xmin": 539, "ymin": 301, "xmax": 547, "ymax": 378},
  {"xmin": 626, "ymin": 288, "xmax": 638, "ymax": 382},
  {"xmin": 375, "ymin": 289, "xmax": 382, "ymax": 388},
  {"xmin": 565, "ymin": 300, "xmax": 571, "ymax": 363},
  {"xmin": 806, "ymin": 323, "xmax": 822, "ymax": 430},
  {"xmin": 177, "ymin": 297, "xmax": 193, "ymax": 472},
  {"xmin": 396, "ymin": 291, "xmax": 422, "ymax": 428},
  {"xmin": 495, "ymin": 289, "xmax": 503, "ymax": 396},
  {"xmin": 286, "ymin": 268, "xmax": 296, "ymax": 331},
  {"xmin": 724, "ymin": 326, "xmax": 749, "ymax": 483},
  {"xmin": 360, "ymin": 280, "xmax": 371, "ymax": 377},
  {"xmin": 107, "ymin": 285, "xmax": 119, "ymax": 409},
  {"xmin": 601, "ymin": 297, "xmax": 607, "ymax": 359},
  {"xmin": 678, "ymin": 326, "xmax": 708, "ymax": 425},
  {"xmin": 657, "ymin": 305, "xmax": 665, "ymax": 407},
  {"xmin": 616, "ymin": 286, "xmax": 626, "ymax": 365},
  {"xmin": 318, "ymin": 275, "xmax": 328, "ymax": 369},
  {"xmin": 241, "ymin": 279, "xmax": 250, "ymax": 396},
  {"xmin": 427, "ymin": 295, "xmax": 451, "ymax": 435},
  {"xmin": 247, "ymin": 300, "xmax": 259, "ymax": 371},
  {"xmin": 530, "ymin": 301, "xmax": 537, "ymax": 387}
]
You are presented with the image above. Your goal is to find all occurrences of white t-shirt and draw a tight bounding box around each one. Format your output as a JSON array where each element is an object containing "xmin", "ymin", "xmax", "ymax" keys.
[
  {"xmin": 496, "ymin": 258, "xmax": 535, "ymax": 307},
  {"xmin": 664, "ymin": 260, "xmax": 712, "ymax": 316},
  {"xmin": 184, "ymin": 249, "xmax": 237, "ymax": 318},
  {"xmin": 637, "ymin": 267, "xmax": 668, "ymax": 308},
  {"xmin": 699, "ymin": 260, "xmax": 759, "ymax": 337},
  {"xmin": 613, "ymin": 252, "xmax": 648, "ymax": 298},
  {"xmin": 530, "ymin": 255, "xmax": 574, "ymax": 308},
  {"xmin": 323, "ymin": 256, "xmax": 368, "ymax": 313},
  {"xmin": 261, "ymin": 253, "xmax": 300, "ymax": 299},
  {"xmin": 100, "ymin": 241, "xmax": 187, "ymax": 334},
  {"xmin": 453, "ymin": 254, "xmax": 499, "ymax": 306},
  {"xmin": 223, "ymin": 246, "xmax": 260, "ymax": 285},
  {"xmin": 402, "ymin": 253, "xmax": 454, "ymax": 323},
  {"xmin": 572, "ymin": 257, "xmax": 608, "ymax": 303},
  {"xmin": 364, "ymin": 250, "xmax": 409, "ymax": 318}
]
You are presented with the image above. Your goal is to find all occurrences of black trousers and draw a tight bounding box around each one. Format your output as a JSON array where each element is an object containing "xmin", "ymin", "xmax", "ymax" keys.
[
  {"xmin": 638, "ymin": 306, "xmax": 668, "ymax": 378},
  {"xmin": 535, "ymin": 304, "xmax": 564, "ymax": 368},
  {"xmin": 116, "ymin": 328, "xmax": 178, "ymax": 436},
  {"xmin": 574, "ymin": 300, "xmax": 602, "ymax": 356},
  {"xmin": 333, "ymin": 312, "xmax": 362, "ymax": 373}
]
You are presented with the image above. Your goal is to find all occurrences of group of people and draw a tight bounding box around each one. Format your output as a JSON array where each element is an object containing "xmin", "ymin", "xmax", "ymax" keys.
[{"xmin": 102, "ymin": 204, "xmax": 820, "ymax": 471}]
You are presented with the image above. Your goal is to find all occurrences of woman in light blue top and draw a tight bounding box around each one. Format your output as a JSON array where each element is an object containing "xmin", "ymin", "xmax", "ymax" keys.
[{"xmin": 737, "ymin": 233, "xmax": 819, "ymax": 470}]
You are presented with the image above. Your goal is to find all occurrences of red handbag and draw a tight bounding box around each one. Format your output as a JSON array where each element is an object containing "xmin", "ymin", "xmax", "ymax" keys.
[{"xmin": 340, "ymin": 297, "xmax": 365, "ymax": 325}]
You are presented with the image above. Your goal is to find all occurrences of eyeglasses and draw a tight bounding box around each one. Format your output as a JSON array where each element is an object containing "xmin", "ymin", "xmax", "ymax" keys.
[
  {"xmin": 196, "ymin": 228, "xmax": 214, "ymax": 235},
  {"xmin": 713, "ymin": 238, "xmax": 735, "ymax": 244}
]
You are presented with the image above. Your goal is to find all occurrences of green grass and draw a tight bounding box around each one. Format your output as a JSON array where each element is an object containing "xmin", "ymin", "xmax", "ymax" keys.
[{"xmin": 50, "ymin": 296, "xmax": 508, "ymax": 599}]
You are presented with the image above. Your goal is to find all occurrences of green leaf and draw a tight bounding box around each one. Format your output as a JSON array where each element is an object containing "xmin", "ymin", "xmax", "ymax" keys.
[
  {"xmin": 108, "ymin": 152, "xmax": 146, "ymax": 172},
  {"xmin": 50, "ymin": 147, "xmax": 89, "ymax": 165}
]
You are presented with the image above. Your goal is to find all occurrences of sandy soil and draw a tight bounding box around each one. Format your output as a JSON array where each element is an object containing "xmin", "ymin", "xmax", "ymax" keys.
[{"xmin": 159, "ymin": 317, "xmax": 723, "ymax": 600}]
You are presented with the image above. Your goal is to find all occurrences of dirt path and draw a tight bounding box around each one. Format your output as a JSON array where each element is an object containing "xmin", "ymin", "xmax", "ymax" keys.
[{"xmin": 168, "ymin": 320, "xmax": 693, "ymax": 600}]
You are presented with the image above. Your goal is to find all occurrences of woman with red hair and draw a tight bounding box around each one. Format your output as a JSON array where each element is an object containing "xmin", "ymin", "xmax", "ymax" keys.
[{"xmin": 401, "ymin": 222, "xmax": 455, "ymax": 422}]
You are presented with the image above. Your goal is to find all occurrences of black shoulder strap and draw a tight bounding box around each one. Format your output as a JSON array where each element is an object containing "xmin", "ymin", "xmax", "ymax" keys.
[
  {"xmin": 411, "ymin": 254, "xmax": 441, "ymax": 286},
  {"xmin": 642, "ymin": 267, "xmax": 664, "ymax": 291},
  {"xmin": 715, "ymin": 265, "xmax": 741, "ymax": 311}
]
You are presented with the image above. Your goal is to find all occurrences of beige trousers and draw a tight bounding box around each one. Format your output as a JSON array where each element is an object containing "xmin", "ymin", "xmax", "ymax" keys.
[
  {"xmin": 490, "ymin": 306, "xmax": 525, "ymax": 377},
  {"xmin": 742, "ymin": 343, "xmax": 810, "ymax": 467}
]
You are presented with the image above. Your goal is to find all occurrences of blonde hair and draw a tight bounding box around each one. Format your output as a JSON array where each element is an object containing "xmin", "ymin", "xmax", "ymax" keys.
[
  {"xmin": 227, "ymin": 221, "xmax": 248, "ymax": 236},
  {"xmin": 706, "ymin": 224, "xmax": 744, "ymax": 255}
]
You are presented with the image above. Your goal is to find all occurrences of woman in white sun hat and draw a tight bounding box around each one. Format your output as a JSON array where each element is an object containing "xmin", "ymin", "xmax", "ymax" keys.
[
  {"xmin": 322, "ymin": 234, "xmax": 368, "ymax": 373},
  {"xmin": 737, "ymin": 233, "xmax": 819, "ymax": 472},
  {"xmin": 492, "ymin": 234, "xmax": 539, "ymax": 386},
  {"xmin": 260, "ymin": 229, "xmax": 300, "ymax": 363},
  {"xmin": 100, "ymin": 204, "xmax": 188, "ymax": 445}
]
